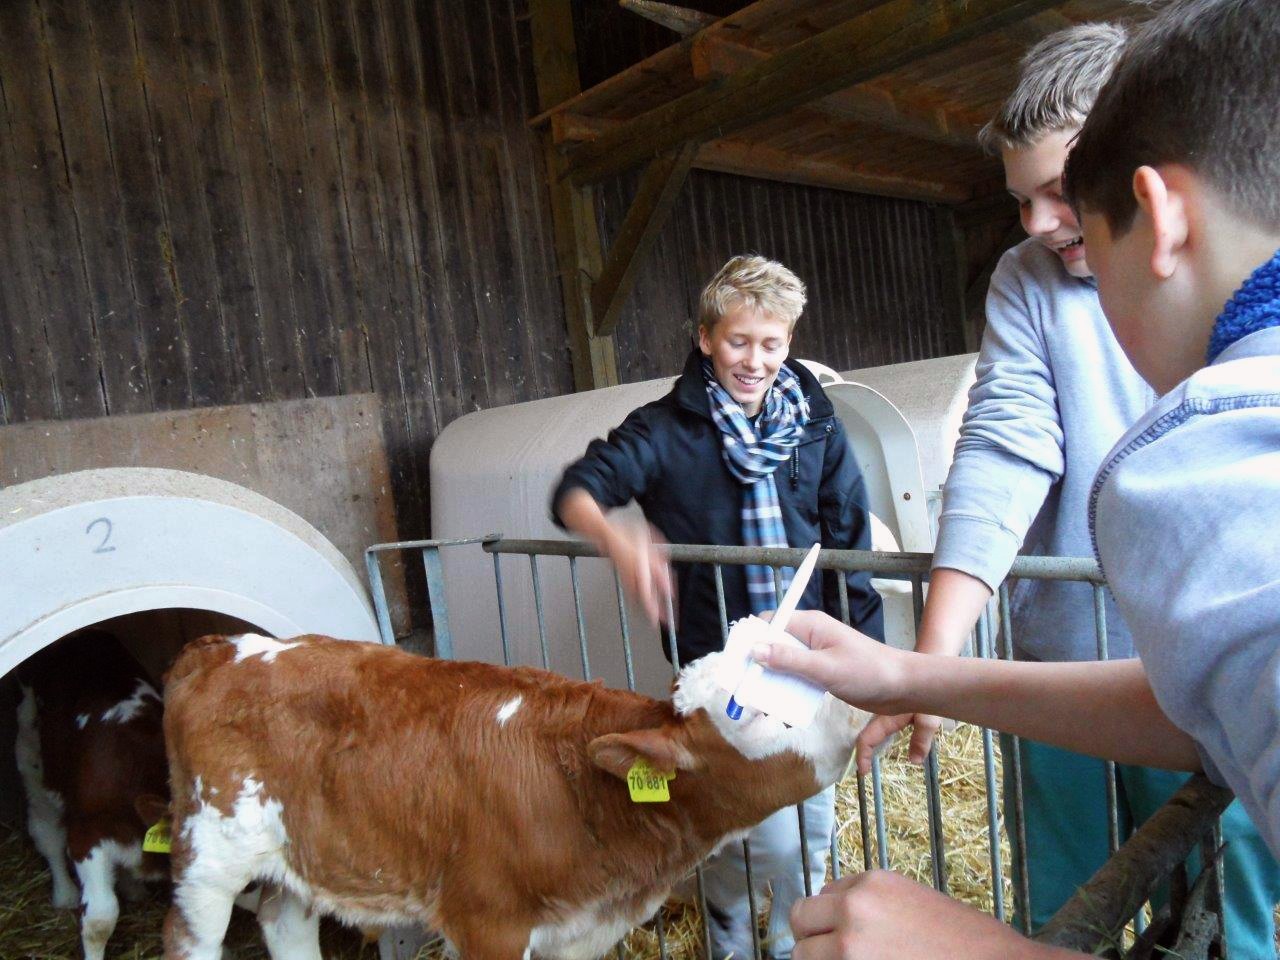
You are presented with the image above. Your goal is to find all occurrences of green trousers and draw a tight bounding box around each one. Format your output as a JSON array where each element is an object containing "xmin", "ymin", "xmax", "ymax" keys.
[{"xmin": 1001, "ymin": 736, "xmax": 1280, "ymax": 959}]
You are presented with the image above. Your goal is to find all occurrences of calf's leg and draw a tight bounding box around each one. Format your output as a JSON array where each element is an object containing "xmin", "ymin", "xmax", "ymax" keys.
[
  {"xmin": 258, "ymin": 886, "xmax": 322, "ymax": 960},
  {"xmin": 74, "ymin": 843, "xmax": 120, "ymax": 960}
]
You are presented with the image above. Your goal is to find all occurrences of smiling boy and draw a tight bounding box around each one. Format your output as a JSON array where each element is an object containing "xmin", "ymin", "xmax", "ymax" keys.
[{"xmin": 552, "ymin": 255, "xmax": 883, "ymax": 959}]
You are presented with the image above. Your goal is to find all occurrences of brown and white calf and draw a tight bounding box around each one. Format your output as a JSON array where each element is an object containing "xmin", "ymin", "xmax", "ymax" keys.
[
  {"xmin": 160, "ymin": 633, "xmax": 870, "ymax": 960},
  {"xmin": 15, "ymin": 629, "xmax": 170, "ymax": 960}
]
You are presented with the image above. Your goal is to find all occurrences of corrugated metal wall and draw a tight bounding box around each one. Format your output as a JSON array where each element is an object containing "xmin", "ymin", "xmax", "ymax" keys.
[{"xmin": 0, "ymin": 0, "xmax": 963, "ymax": 543}]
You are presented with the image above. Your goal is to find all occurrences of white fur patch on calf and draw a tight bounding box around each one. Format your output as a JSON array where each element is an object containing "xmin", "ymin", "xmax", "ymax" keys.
[
  {"xmin": 672, "ymin": 652, "xmax": 868, "ymax": 787},
  {"xmin": 76, "ymin": 840, "xmax": 138, "ymax": 960},
  {"xmin": 496, "ymin": 696, "xmax": 523, "ymax": 726},
  {"xmin": 100, "ymin": 680, "xmax": 161, "ymax": 724},
  {"xmin": 231, "ymin": 635, "xmax": 302, "ymax": 664},
  {"xmin": 16, "ymin": 685, "xmax": 79, "ymax": 909}
]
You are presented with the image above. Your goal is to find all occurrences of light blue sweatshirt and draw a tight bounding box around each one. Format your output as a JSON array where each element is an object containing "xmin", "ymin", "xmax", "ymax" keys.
[
  {"xmin": 932, "ymin": 239, "xmax": 1156, "ymax": 662},
  {"xmin": 1091, "ymin": 327, "xmax": 1280, "ymax": 856}
]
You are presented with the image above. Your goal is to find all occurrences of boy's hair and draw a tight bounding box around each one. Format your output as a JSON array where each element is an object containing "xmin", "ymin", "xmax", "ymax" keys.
[
  {"xmin": 978, "ymin": 22, "xmax": 1128, "ymax": 153},
  {"xmin": 1065, "ymin": 0, "xmax": 1280, "ymax": 235},
  {"xmin": 697, "ymin": 255, "xmax": 807, "ymax": 332}
]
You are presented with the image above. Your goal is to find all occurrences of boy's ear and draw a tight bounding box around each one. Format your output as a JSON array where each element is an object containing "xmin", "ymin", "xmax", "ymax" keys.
[
  {"xmin": 1133, "ymin": 164, "xmax": 1188, "ymax": 280},
  {"xmin": 588, "ymin": 727, "xmax": 704, "ymax": 780},
  {"xmin": 697, "ymin": 323, "xmax": 712, "ymax": 356}
]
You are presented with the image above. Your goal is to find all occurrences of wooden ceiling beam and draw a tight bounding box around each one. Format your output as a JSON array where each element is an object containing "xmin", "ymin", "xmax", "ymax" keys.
[
  {"xmin": 696, "ymin": 138, "xmax": 970, "ymax": 202},
  {"xmin": 619, "ymin": 0, "xmax": 718, "ymax": 35},
  {"xmin": 530, "ymin": 0, "xmax": 619, "ymax": 390},
  {"xmin": 690, "ymin": 34, "xmax": 982, "ymax": 149},
  {"xmin": 591, "ymin": 142, "xmax": 698, "ymax": 337},
  {"xmin": 565, "ymin": 0, "xmax": 1064, "ymax": 185},
  {"xmin": 552, "ymin": 111, "xmax": 971, "ymax": 202}
]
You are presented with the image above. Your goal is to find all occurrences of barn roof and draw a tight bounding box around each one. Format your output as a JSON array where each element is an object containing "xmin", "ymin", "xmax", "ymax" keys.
[{"xmin": 534, "ymin": 0, "xmax": 1152, "ymax": 204}]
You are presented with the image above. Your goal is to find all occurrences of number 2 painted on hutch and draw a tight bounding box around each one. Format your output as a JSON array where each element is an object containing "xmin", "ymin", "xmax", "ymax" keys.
[{"xmin": 86, "ymin": 517, "xmax": 116, "ymax": 554}]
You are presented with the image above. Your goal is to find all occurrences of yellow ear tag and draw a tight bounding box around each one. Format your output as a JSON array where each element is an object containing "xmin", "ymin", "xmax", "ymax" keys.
[
  {"xmin": 143, "ymin": 819, "xmax": 172, "ymax": 854},
  {"xmin": 627, "ymin": 758, "xmax": 674, "ymax": 803}
]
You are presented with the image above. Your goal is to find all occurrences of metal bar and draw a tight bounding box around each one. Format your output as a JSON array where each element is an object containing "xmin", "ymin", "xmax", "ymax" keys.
[
  {"xmin": 913, "ymin": 574, "xmax": 948, "ymax": 894},
  {"xmin": 695, "ymin": 864, "xmax": 713, "ymax": 960},
  {"xmin": 422, "ymin": 546, "xmax": 454, "ymax": 660},
  {"xmin": 531, "ymin": 556, "xmax": 552, "ymax": 670},
  {"xmin": 797, "ymin": 800, "xmax": 812, "ymax": 897},
  {"xmin": 569, "ymin": 556, "xmax": 592, "ymax": 680},
  {"xmin": 999, "ymin": 582, "xmax": 1031, "ymax": 935},
  {"xmin": 663, "ymin": 591, "xmax": 681, "ymax": 671},
  {"xmin": 856, "ymin": 771, "xmax": 874, "ymax": 871},
  {"xmin": 871, "ymin": 757, "xmax": 889, "ymax": 869},
  {"xmin": 714, "ymin": 564, "xmax": 730, "ymax": 643},
  {"xmin": 368, "ymin": 534, "xmax": 499, "ymax": 553},
  {"xmin": 363, "ymin": 550, "xmax": 396, "ymax": 645},
  {"xmin": 614, "ymin": 568, "xmax": 636, "ymax": 691},
  {"xmin": 1093, "ymin": 585, "xmax": 1120, "ymax": 858},
  {"xmin": 743, "ymin": 838, "xmax": 763, "ymax": 960},
  {"xmin": 975, "ymin": 606, "xmax": 1006, "ymax": 922},
  {"xmin": 654, "ymin": 906, "xmax": 669, "ymax": 960},
  {"xmin": 492, "ymin": 553, "xmax": 512, "ymax": 666},
  {"xmin": 481, "ymin": 538, "xmax": 1104, "ymax": 583}
]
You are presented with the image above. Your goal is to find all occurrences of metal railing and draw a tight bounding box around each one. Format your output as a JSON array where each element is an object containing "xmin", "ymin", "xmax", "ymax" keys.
[{"xmin": 365, "ymin": 536, "xmax": 1227, "ymax": 960}]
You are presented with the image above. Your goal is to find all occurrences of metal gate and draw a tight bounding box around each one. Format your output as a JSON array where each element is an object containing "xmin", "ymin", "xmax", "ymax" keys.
[{"xmin": 366, "ymin": 537, "xmax": 1227, "ymax": 960}]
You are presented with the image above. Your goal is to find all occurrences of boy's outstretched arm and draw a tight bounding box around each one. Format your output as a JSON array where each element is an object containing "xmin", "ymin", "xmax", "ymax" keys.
[{"xmin": 756, "ymin": 609, "xmax": 1201, "ymax": 773}]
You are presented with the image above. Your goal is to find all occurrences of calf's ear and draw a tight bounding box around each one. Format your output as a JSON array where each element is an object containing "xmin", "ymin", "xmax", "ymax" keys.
[
  {"xmin": 134, "ymin": 793, "xmax": 170, "ymax": 826},
  {"xmin": 588, "ymin": 727, "xmax": 704, "ymax": 780}
]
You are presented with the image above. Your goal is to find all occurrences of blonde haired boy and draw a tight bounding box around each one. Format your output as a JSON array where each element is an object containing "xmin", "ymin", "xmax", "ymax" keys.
[{"xmin": 553, "ymin": 255, "xmax": 883, "ymax": 958}]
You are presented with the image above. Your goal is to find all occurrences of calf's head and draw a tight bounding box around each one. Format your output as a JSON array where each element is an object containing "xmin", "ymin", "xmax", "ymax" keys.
[{"xmin": 587, "ymin": 652, "xmax": 869, "ymax": 821}]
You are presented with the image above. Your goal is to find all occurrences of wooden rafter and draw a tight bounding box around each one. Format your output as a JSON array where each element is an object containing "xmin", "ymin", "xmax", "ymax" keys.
[
  {"xmin": 591, "ymin": 141, "xmax": 698, "ymax": 337},
  {"xmin": 697, "ymin": 137, "xmax": 968, "ymax": 202},
  {"xmin": 690, "ymin": 33, "xmax": 983, "ymax": 149},
  {"xmin": 551, "ymin": 111, "xmax": 971, "ymax": 203},
  {"xmin": 530, "ymin": 0, "xmax": 619, "ymax": 390},
  {"xmin": 619, "ymin": 0, "xmax": 717, "ymax": 35},
  {"xmin": 565, "ymin": 0, "xmax": 1064, "ymax": 186}
]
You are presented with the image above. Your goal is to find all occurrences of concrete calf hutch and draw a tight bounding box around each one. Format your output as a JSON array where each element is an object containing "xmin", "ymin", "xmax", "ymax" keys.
[
  {"xmin": 429, "ymin": 354, "xmax": 977, "ymax": 697},
  {"xmin": 0, "ymin": 467, "xmax": 380, "ymax": 677}
]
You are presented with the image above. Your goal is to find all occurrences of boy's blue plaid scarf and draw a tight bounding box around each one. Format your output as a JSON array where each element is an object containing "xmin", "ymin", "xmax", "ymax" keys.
[{"xmin": 702, "ymin": 357, "xmax": 811, "ymax": 614}]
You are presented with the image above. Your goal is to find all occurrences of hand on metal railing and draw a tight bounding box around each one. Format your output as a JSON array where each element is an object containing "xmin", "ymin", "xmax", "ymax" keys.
[{"xmin": 854, "ymin": 711, "xmax": 944, "ymax": 775}]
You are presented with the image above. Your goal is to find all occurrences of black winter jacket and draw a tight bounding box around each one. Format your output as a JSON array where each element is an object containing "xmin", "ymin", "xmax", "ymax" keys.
[{"xmin": 552, "ymin": 349, "xmax": 885, "ymax": 664}]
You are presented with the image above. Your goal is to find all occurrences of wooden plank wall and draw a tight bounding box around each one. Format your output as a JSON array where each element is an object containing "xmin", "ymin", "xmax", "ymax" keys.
[
  {"xmin": 598, "ymin": 167, "xmax": 962, "ymax": 383},
  {"xmin": 0, "ymin": 0, "xmax": 573, "ymax": 544},
  {"xmin": 0, "ymin": 0, "xmax": 963, "ymax": 546}
]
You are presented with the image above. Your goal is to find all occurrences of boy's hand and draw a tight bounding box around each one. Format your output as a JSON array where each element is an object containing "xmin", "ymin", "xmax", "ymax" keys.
[
  {"xmin": 605, "ymin": 523, "xmax": 674, "ymax": 626},
  {"xmin": 752, "ymin": 609, "xmax": 904, "ymax": 713},
  {"xmin": 854, "ymin": 712, "xmax": 944, "ymax": 775},
  {"xmin": 791, "ymin": 871, "xmax": 1080, "ymax": 960}
]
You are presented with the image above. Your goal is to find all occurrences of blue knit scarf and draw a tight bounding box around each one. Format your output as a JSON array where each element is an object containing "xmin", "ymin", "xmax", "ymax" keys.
[
  {"xmin": 1207, "ymin": 248, "xmax": 1280, "ymax": 363},
  {"xmin": 702, "ymin": 357, "xmax": 810, "ymax": 614}
]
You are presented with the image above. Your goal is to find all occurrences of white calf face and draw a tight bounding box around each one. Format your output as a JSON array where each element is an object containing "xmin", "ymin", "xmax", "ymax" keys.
[{"xmin": 672, "ymin": 652, "xmax": 867, "ymax": 786}]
